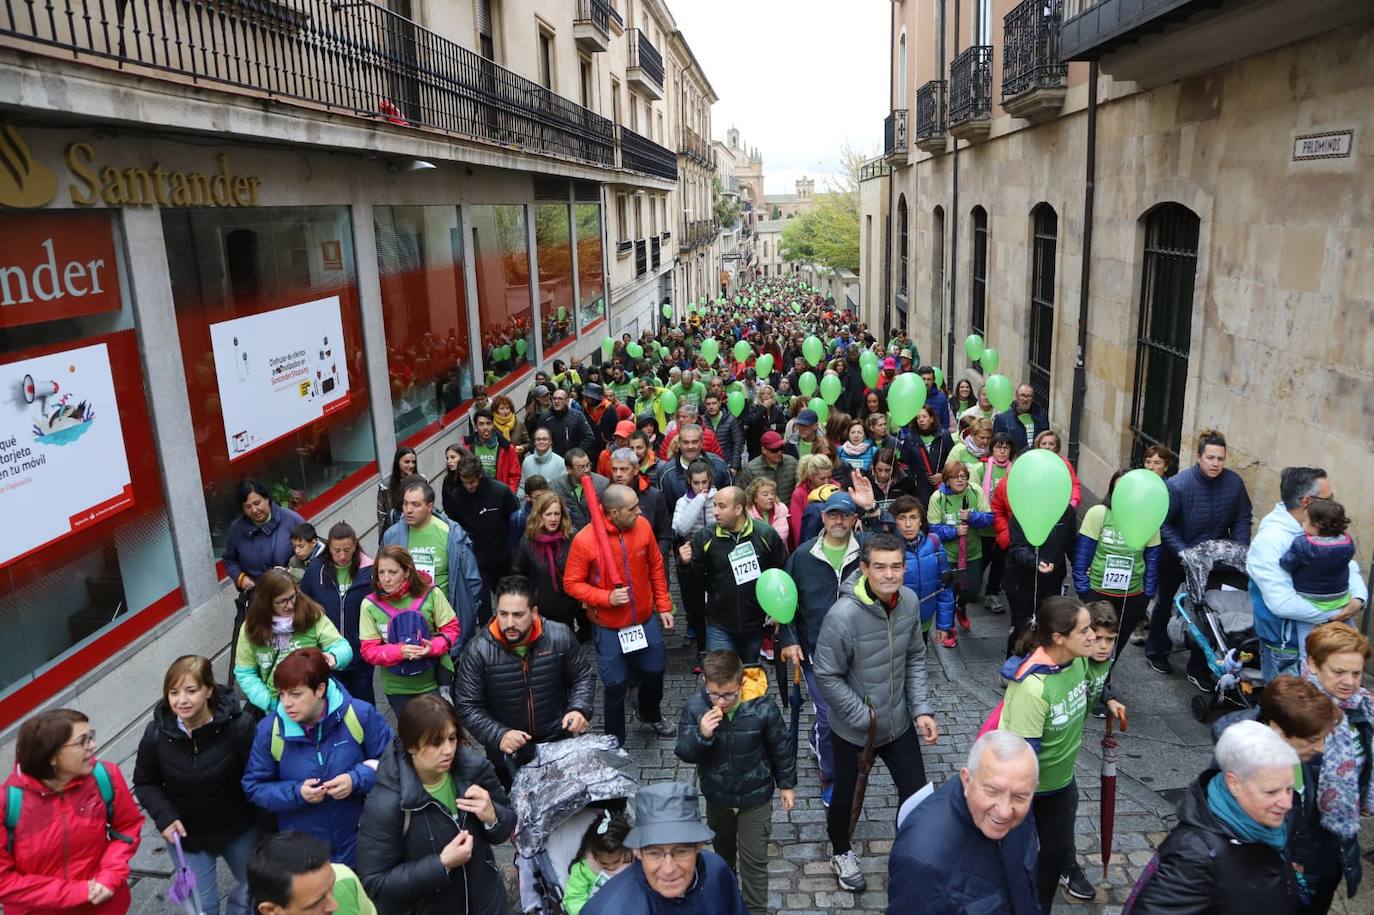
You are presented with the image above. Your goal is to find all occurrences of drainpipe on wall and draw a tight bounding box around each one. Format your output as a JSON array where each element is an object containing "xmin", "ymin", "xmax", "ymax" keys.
[
  {"xmin": 946, "ymin": 0, "xmax": 960, "ymax": 378},
  {"xmin": 1066, "ymin": 60, "xmax": 1098, "ymax": 470}
]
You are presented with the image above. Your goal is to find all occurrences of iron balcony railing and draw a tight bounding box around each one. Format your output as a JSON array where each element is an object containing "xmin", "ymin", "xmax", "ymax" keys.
[
  {"xmin": 916, "ymin": 80, "xmax": 948, "ymax": 139},
  {"xmin": 574, "ymin": 0, "xmax": 612, "ymax": 38},
  {"xmin": 627, "ymin": 27, "xmax": 664, "ymax": 89},
  {"xmin": 650, "ymin": 235, "xmax": 661, "ymax": 270},
  {"xmin": 859, "ymin": 159, "xmax": 891, "ymax": 181},
  {"xmin": 635, "ymin": 239, "xmax": 648, "ymax": 277},
  {"xmin": 884, "ymin": 109, "xmax": 908, "ymax": 157},
  {"xmin": 677, "ymin": 127, "xmax": 716, "ymax": 169},
  {"xmin": 1003, "ymin": 0, "xmax": 1067, "ymax": 99},
  {"xmin": 619, "ymin": 126, "xmax": 678, "ymax": 180},
  {"xmin": 949, "ymin": 46, "xmax": 994, "ymax": 126}
]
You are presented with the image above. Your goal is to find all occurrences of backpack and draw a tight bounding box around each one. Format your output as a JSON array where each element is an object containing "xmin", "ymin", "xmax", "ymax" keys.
[
  {"xmin": 270, "ymin": 704, "xmax": 366, "ymax": 762},
  {"xmin": 371, "ymin": 589, "xmax": 436, "ymax": 677},
  {"xmin": 6, "ymin": 760, "xmax": 134, "ymax": 853}
]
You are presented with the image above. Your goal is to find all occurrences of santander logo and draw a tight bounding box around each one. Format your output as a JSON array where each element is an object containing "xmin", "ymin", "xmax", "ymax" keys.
[
  {"xmin": 0, "ymin": 210, "xmax": 120, "ymax": 329},
  {"xmin": 0, "ymin": 125, "xmax": 57, "ymax": 209}
]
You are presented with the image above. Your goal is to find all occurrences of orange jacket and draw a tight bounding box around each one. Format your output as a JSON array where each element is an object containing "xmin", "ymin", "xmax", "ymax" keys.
[{"xmin": 563, "ymin": 515, "xmax": 671, "ymax": 630}]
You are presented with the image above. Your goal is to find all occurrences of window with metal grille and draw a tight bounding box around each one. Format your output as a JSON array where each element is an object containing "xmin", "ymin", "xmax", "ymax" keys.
[
  {"xmin": 1026, "ymin": 204, "xmax": 1057, "ymax": 408},
  {"xmin": 932, "ymin": 205, "xmax": 946, "ymax": 332},
  {"xmin": 970, "ymin": 206, "xmax": 988, "ymax": 343},
  {"xmin": 1129, "ymin": 203, "xmax": 1200, "ymax": 466},
  {"xmin": 898, "ymin": 195, "xmax": 909, "ymax": 296}
]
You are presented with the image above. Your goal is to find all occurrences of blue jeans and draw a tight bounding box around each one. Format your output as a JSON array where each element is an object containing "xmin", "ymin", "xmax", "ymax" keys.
[
  {"xmin": 594, "ymin": 614, "xmax": 667, "ymax": 745},
  {"xmin": 705, "ymin": 624, "xmax": 765, "ymax": 664},
  {"xmin": 169, "ymin": 826, "xmax": 256, "ymax": 915},
  {"xmin": 801, "ymin": 659, "xmax": 834, "ymax": 785},
  {"xmin": 1261, "ymin": 643, "xmax": 1302, "ymax": 683}
]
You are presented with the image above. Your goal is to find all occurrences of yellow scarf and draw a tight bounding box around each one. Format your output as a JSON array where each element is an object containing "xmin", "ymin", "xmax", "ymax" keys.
[{"xmin": 493, "ymin": 412, "xmax": 517, "ymax": 440}]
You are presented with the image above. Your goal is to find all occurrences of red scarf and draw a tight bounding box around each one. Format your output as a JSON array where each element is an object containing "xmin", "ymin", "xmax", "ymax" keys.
[{"xmin": 534, "ymin": 532, "xmax": 567, "ymax": 592}]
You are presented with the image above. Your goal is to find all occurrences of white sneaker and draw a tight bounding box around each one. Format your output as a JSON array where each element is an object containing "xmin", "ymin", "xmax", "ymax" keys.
[{"xmin": 831, "ymin": 851, "xmax": 867, "ymax": 892}]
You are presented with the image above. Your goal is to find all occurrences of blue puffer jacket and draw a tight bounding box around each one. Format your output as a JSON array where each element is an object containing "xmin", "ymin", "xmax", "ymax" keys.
[
  {"xmin": 582, "ymin": 851, "xmax": 748, "ymax": 915},
  {"xmin": 381, "ymin": 511, "xmax": 483, "ymax": 651},
  {"xmin": 299, "ymin": 553, "xmax": 374, "ymax": 664},
  {"xmin": 1161, "ymin": 465, "xmax": 1253, "ymax": 556},
  {"xmin": 902, "ymin": 533, "xmax": 956, "ymax": 631},
  {"xmin": 222, "ymin": 504, "xmax": 305, "ymax": 585},
  {"xmin": 241, "ymin": 680, "xmax": 393, "ymax": 867},
  {"xmin": 783, "ymin": 534, "xmax": 865, "ymax": 658},
  {"xmin": 887, "ymin": 777, "xmax": 1040, "ymax": 915}
]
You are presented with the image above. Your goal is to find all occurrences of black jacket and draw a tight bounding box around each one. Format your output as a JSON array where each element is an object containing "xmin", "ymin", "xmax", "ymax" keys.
[
  {"xmin": 675, "ymin": 668, "xmax": 796, "ymax": 810},
  {"xmin": 451, "ymin": 618, "xmax": 596, "ymax": 758},
  {"xmin": 1126, "ymin": 769, "xmax": 1298, "ymax": 915},
  {"xmin": 690, "ymin": 518, "xmax": 788, "ymax": 635},
  {"xmin": 539, "ymin": 407, "xmax": 595, "ymax": 457},
  {"xmin": 444, "ymin": 476, "xmax": 519, "ymax": 574},
  {"xmin": 900, "ymin": 431, "xmax": 955, "ymax": 503},
  {"xmin": 993, "ymin": 406, "xmax": 1050, "ymax": 454},
  {"xmin": 1004, "ymin": 503, "xmax": 1077, "ymax": 597},
  {"xmin": 703, "ymin": 410, "xmax": 745, "ymax": 471},
  {"xmin": 356, "ymin": 741, "xmax": 516, "ymax": 915},
  {"xmin": 299, "ymin": 553, "xmax": 375, "ymax": 658},
  {"xmin": 743, "ymin": 402, "xmax": 787, "ymax": 456},
  {"xmin": 131, "ymin": 690, "xmax": 258, "ymax": 854},
  {"xmin": 512, "ymin": 536, "xmax": 580, "ymax": 627}
]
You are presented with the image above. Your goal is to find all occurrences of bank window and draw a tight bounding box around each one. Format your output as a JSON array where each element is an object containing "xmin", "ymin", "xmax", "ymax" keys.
[
  {"xmin": 164, "ymin": 205, "xmax": 377, "ymax": 551},
  {"xmin": 534, "ymin": 203, "xmax": 576, "ymax": 358},
  {"xmin": 0, "ymin": 210, "xmax": 182, "ymax": 722},
  {"xmin": 374, "ymin": 205, "xmax": 474, "ymax": 445},
  {"xmin": 468, "ymin": 205, "xmax": 534, "ymax": 391},
  {"xmin": 576, "ymin": 203, "xmax": 606, "ymax": 330}
]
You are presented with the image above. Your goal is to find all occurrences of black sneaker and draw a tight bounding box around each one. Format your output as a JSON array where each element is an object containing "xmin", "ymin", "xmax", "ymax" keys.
[
  {"xmin": 1060, "ymin": 866, "xmax": 1095, "ymax": 900},
  {"xmin": 1147, "ymin": 656, "xmax": 1174, "ymax": 675},
  {"xmin": 1090, "ymin": 702, "xmax": 1107, "ymax": 720}
]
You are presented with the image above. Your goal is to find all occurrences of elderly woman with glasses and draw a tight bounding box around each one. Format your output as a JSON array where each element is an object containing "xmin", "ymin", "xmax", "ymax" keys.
[{"xmin": 927, "ymin": 460, "xmax": 994, "ymax": 645}]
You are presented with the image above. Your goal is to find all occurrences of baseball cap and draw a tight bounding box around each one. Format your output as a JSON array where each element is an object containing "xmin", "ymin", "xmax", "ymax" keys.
[
  {"xmin": 797, "ymin": 409, "xmax": 819, "ymax": 426},
  {"xmin": 532, "ymin": 384, "xmax": 551, "ymax": 397},
  {"xmin": 614, "ymin": 420, "xmax": 636, "ymax": 438},
  {"xmin": 760, "ymin": 431, "xmax": 784, "ymax": 450},
  {"xmin": 883, "ymin": 356, "xmax": 897, "ymax": 370},
  {"xmin": 822, "ymin": 492, "xmax": 859, "ymax": 515}
]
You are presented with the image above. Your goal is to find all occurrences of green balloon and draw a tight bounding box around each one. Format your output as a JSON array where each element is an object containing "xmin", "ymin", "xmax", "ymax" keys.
[
  {"xmin": 515, "ymin": 338, "xmax": 527, "ymax": 356},
  {"xmin": 984, "ymin": 374, "xmax": 1014, "ymax": 412},
  {"xmin": 820, "ymin": 372, "xmax": 842, "ymax": 405},
  {"xmin": 659, "ymin": 390, "xmax": 678, "ymax": 415},
  {"xmin": 755, "ymin": 354, "xmax": 774, "ymax": 377},
  {"xmin": 964, "ymin": 334, "xmax": 985, "ymax": 361},
  {"xmin": 859, "ymin": 350, "xmax": 879, "ymax": 369},
  {"xmin": 932, "ymin": 366, "xmax": 945, "ymax": 389},
  {"xmin": 700, "ymin": 338, "xmax": 720, "ymax": 364},
  {"xmin": 1007, "ymin": 450, "xmax": 1072, "ymax": 547},
  {"xmin": 792, "ymin": 302, "xmax": 802, "ymax": 314},
  {"xmin": 627, "ymin": 342, "xmax": 644, "ymax": 359},
  {"xmin": 861, "ymin": 361, "xmax": 880, "ymax": 389},
  {"xmin": 886, "ymin": 372, "xmax": 927, "ymax": 426},
  {"xmin": 980, "ymin": 347, "xmax": 1000, "ymax": 373},
  {"xmin": 733, "ymin": 339, "xmax": 752, "ymax": 363},
  {"xmin": 803, "ymin": 335, "xmax": 824, "ymax": 367},
  {"xmin": 1112, "ymin": 469, "xmax": 1171, "ymax": 550},
  {"xmin": 727, "ymin": 390, "xmax": 747, "ymax": 417},
  {"xmin": 756, "ymin": 568, "xmax": 798, "ymax": 624},
  {"xmin": 808, "ymin": 397, "xmax": 829, "ymax": 425},
  {"xmin": 662, "ymin": 303, "xmax": 673, "ymax": 319},
  {"xmin": 601, "ymin": 336, "xmax": 614, "ymax": 359},
  {"xmin": 799, "ymin": 371, "xmax": 818, "ymax": 397},
  {"xmin": 557, "ymin": 306, "xmax": 568, "ymax": 320}
]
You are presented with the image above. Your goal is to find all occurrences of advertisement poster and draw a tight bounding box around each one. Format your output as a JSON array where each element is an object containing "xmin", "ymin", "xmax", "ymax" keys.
[
  {"xmin": 209, "ymin": 296, "xmax": 351, "ymax": 461},
  {"xmin": 0, "ymin": 342, "xmax": 134, "ymax": 570}
]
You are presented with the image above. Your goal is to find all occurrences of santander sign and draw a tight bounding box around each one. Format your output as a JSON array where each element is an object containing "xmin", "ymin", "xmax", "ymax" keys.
[{"xmin": 0, "ymin": 211, "xmax": 120, "ymax": 329}]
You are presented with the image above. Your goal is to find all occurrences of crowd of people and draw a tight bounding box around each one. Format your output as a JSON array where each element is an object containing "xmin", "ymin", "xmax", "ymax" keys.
[{"xmin": 0, "ymin": 277, "xmax": 1369, "ymax": 915}]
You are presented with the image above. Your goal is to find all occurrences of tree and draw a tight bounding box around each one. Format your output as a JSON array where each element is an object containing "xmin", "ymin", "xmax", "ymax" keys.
[
  {"xmin": 779, "ymin": 143, "xmax": 868, "ymax": 272},
  {"xmin": 712, "ymin": 175, "xmax": 741, "ymax": 228}
]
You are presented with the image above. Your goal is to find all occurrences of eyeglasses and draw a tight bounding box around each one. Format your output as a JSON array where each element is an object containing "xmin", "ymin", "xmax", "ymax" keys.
[
  {"xmin": 706, "ymin": 690, "xmax": 740, "ymax": 703},
  {"xmin": 641, "ymin": 846, "xmax": 699, "ymax": 865},
  {"xmin": 272, "ymin": 593, "xmax": 298, "ymax": 609},
  {"xmin": 63, "ymin": 731, "xmax": 96, "ymax": 750}
]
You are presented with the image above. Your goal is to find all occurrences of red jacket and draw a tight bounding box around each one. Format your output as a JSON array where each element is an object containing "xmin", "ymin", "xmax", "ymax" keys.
[
  {"xmin": 657, "ymin": 426, "xmax": 724, "ymax": 460},
  {"xmin": 0, "ymin": 762, "xmax": 144, "ymax": 915},
  {"xmin": 564, "ymin": 515, "xmax": 671, "ymax": 630},
  {"xmin": 464, "ymin": 432, "xmax": 522, "ymax": 494}
]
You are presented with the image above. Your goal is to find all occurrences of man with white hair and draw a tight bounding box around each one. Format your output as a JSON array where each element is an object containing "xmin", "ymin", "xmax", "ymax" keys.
[{"xmin": 887, "ymin": 731, "xmax": 1041, "ymax": 914}]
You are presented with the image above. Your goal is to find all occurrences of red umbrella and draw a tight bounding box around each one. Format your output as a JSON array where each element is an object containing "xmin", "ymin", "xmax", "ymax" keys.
[{"xmin": 1100, "ymin": 715, "xmax": 1119, "ymax": 877}]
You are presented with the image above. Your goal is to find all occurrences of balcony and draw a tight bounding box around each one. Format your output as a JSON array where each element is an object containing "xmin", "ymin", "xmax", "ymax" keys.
[
  {"xmin": 677, "ymin": 127, "xmax": 717, "ymax": 170},
  {"xmin": 0, "ymin": 0, "xmax": 619, "ymax": 170},
  {"xmin": 883, "ymin": 109, "xmax": 909, "ymax": 165},
  {"xmin": 1061, "ymin": 0, "xmax": 1368, "ymax": 85},
  {"xmin": 619, "ymin": 126, "xmax": 678, "ymax": 181},
  {"xmin": 949, "ymin": 46, "xmax": 993, "ymax": 142},
  {"xmin": 574, "ymin": 0, "xmax": 611, "ymax": 53},
  {"xmin": 626, "ymin": 28, "xmax": 664, "ymax": 100},
  {"xmin": 1002, "ymin": 0, "xmax": 1067, "ymax": 120},
  {"xmin": 859, "ymin": 159, "xmax": 891, "ymax": 182},
  {"xmin": 678, "ymin": 220, "xmax": 717, "ymax": 253},
  {"xmin": 914, "ymin": 80, "xmax": 948, "ymax": 153},
  {"xmin": 635, "ymin": 239, "xmax": 648, "ymax": 278}
]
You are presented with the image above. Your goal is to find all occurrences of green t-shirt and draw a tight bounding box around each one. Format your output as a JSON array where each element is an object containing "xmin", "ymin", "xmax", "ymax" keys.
[
  {"xmin": 334, "ymin": 565, "xmax": 352, "ymax": 602},
  {"xmin": 359, "ymin": 589, "xmax": 458, "ymax": 695},
  {"xmin": 406, "ymin": 516, "xmax": 450, "ymax": 593},
  {"xmin": 821, "ymin": 541, "xmax": 848, "ymax": 573},
  {"xmin": 797, "ymin": 439, "xmax": 813, "ymax": 458},
  {"xmin": 671, "ymin": 380, "xmax": 707, "ymax": 408},
  {"xmin": 330, "ymin": 864, "xmax": 377, "ymax": 915},
  {"xmin": 927, "ymin": 487, "xmax": 990, "ymax": 562},
  {"xmin": 422, "ymin": 772, "xmax": 458, "ymax": 814},
  {"xmin": 234, "ymin": 616, "xmax": 348, "ymax": 691},
  {"xmin": 1079, "ymin": 504, "xmax": 1160, "ymax": 596},
  {"xmin": 1000, "ymin": 655, "xmax": 1091, "ymax": 792},
  {"xmin": 473, "ymin": 440, "xmax": 498, "ymax": 478},
  {"xmin": 611, "ymin": 378, "xmax": 638, "ymax": 403},
  {"xmin": 1017, "ymin": 413, "xmax": 1035, "ymax": 447},
  {"xmin": 1085, "ymin": 657, "xmax": 1112, "ymax": 707}
]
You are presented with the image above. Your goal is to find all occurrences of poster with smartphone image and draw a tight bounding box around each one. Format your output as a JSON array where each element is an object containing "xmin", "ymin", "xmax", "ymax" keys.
[{"xmin": 209, "ymin": 295, "xmax": 351, "ymax": 461}]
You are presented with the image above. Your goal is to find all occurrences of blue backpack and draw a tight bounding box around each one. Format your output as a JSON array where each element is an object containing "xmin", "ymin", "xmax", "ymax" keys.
[{"xmin": 372, "ymin": 590, "xmax": 436, "ymax": 677}]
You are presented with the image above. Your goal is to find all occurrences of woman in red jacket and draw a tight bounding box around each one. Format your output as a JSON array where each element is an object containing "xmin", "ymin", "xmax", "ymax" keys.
[{"xmin": 0, "ymin": 709, "xmax": 144, "ymax": 915}]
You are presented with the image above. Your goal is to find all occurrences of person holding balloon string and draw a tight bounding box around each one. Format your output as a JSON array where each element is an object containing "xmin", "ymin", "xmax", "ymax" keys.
[
  {"xmin": 928, "ymin": 460, "xmax": 995, "ymax": 645},
  {"xmin": 899, "ymin": 405, "xmax": 955, "ymax": 504}
]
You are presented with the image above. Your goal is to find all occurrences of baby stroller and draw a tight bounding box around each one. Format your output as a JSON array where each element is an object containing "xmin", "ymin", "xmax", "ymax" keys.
[
  {"xmin": 1167, "ymin": 539, "xmax": 1264, "ymax": 722},
  {"xmin": 507, "ymin": 734, "xmax": 639, "ymax": 915}
]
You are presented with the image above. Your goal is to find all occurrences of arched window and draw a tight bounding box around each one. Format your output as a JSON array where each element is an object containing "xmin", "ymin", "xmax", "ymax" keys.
[
  {"xmin": 970, "ymin": 206, "xmax": 988, "ymax": 340},
  {"xmin": 1130, "ymin": 203, "xmax": 1201, "ymax": 464},
  {"xmin": 1027, "ymin": 203, "xmax": 1057, "ymax": 407},
  {"xmin": 897, "ymin": 195, "xmax": 909, "ymax": 297},
  {"xmin": 898, "ymin": 32, "xmax": 908, "ymax": 110}
]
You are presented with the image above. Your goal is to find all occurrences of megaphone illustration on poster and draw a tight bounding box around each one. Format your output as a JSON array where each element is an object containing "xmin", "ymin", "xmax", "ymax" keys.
[{"xmin": 23, "ymin": 374, "xmax": 59, "ymax": 409}]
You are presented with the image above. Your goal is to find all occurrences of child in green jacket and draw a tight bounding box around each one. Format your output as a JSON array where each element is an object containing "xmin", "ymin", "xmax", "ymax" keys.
[{"xmin": 563, "ymin": 812, "xmax": 632, "ymax": 915}]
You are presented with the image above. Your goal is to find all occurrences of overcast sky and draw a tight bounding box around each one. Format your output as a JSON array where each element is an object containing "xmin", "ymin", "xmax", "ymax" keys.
[{"xmin": 669, "ymin": 0, "xmax": 890, "ymax": 196}]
